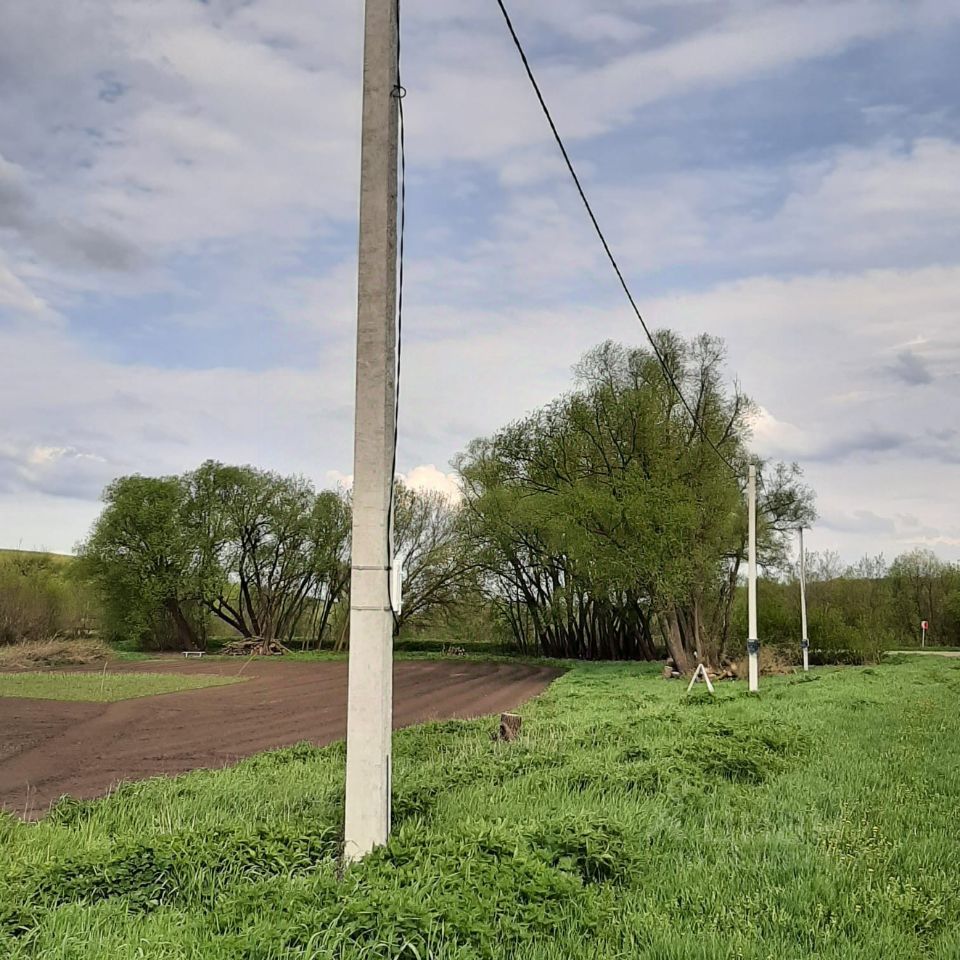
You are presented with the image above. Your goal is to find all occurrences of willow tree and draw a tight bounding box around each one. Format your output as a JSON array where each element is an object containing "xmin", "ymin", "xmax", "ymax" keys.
[
  {"xmin": 391, "ymin": 480, "xmax": 474, "ymax": 634},
  {"xmin": 186, "ymin": 461, "xmax": 351, "ymax": 646},
  {"xmin": 458, "ymin": 333, "xmax": 815, "ymax": 666},
  {"xmin": 82, "ymin": 463, "xmax": 352, "ymax": 650},
  {"xmin": 79, "ymin": 474, "xmax": 207, "ymax": 650}
]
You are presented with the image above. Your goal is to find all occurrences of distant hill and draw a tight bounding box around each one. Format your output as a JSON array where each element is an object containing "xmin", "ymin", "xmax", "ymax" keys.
[{"xmin": 0, "ymin": 548, "xmax": 75, "ymax": 565}]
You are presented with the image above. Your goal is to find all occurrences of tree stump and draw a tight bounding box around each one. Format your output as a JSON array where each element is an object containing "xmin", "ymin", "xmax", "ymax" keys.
[{"xmin": 496, "ymin": 713, "xmax": 522, "ymax": 742}]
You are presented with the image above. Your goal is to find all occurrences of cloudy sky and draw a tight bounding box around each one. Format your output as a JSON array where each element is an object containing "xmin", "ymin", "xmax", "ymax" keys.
[{"xmin": 1, "ymin": 0, "xmax": 958, "ymax": 563}]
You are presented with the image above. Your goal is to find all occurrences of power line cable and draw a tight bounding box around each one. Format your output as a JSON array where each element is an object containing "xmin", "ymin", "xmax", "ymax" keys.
[
  {"xmin": 492, "ymin": 0, "xmax": 739, "ymax": 477},
  {"xmin": 386, "ymin": 0, "xmax": 406, "ymax": 627}
]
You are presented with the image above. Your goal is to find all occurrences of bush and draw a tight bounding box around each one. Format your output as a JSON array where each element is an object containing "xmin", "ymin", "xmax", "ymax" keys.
[{"xmin": 0, "ymin": 554, "xmax": 97, "ymax": 645}]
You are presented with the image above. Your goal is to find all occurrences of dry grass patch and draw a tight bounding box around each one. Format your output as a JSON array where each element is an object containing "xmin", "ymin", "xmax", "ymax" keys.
[{"xmin": 0, "ymin": 638, "xmax": 112, "ymax": 670}]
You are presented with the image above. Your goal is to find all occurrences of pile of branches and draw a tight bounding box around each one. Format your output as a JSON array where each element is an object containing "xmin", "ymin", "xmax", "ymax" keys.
[{"xmin": 221, "ymin": 637, "xmax": 291, "ymax": 657}]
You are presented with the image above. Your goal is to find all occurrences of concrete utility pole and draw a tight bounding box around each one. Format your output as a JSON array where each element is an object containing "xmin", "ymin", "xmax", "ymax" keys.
[
  {"xmin": 343, "ymin": 0, "xmax": 400, "ymax": 862},
  {"xmin": 747, "ymin": 465, "xmax": 759, "ymax": 692},
  {"xmin": 799, "ymin": 527, "xmax": 809, "ymax": 672}
]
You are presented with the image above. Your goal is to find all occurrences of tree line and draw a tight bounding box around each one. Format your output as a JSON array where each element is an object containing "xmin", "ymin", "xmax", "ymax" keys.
[
  {"xmin": 734, "ymin": 548, "xmax": 960, "ymax": 661},
  {"xmin": 8, "ymin": 331, "xmax": 957, "ymax": 663},
  {"xmin": 23, "ymin": 332, "xmax": 816, "ymax": 662},
  {"xmin": 78, "ymin": 464, "xmax": 470, "ymax": 650}
]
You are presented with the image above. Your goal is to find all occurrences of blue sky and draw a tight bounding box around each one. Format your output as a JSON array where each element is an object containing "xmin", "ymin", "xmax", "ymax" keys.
[{"xmin": 1, "ymin": 0, "xmax": 959, "ymax": 562}]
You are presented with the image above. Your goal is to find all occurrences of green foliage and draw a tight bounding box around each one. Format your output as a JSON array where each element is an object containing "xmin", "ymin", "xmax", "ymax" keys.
[
  {"xmin": 78, "ymin": 463, "xmax": 352, "ymax": 651},
  {"xmin": 458, "ymin": 335, "xmax": 815, "ymax": 664},
  {"xmin": 0, "ymin": 552, "xmax": 96, "ymax": 645},
  {"xmin": 888, "ymin": 548, "xmax": 960, "ymax": 645},
  {"xmin": 733, "ymin": 548, "xmax": 960, "ymax": 663},
  {"xmin": 4, "ymin": 660, "xmax": 960, "ymax": 958},
  {"xmin": 392, "ymin": 480, "xmax": 475, "ymax": 635},
  {"xmin": 77, "ymin": 474, "xmax": 206, "ymax": 649}
]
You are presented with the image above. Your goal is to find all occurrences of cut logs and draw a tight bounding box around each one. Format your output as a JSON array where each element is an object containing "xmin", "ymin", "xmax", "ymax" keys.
[
  {"xmin": 660, "ymin": 657, "xmax": 741, "ymax": 681},
  {"xmin": 221, "ymin": 638, "xmax": 291, "ymax": 657}
]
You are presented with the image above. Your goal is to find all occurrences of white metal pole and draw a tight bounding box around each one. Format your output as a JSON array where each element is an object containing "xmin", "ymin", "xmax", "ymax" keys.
[
  {"xmin": 747, "ymin": 465, "xmax": 759, "ymax": 692},
  {"xmin": 343, "ymin": 0, "xmax": 399, "ymax": 862},
  {"xmin": 799, "ymin": 527, "xmax": 809, "ymax": 672}
]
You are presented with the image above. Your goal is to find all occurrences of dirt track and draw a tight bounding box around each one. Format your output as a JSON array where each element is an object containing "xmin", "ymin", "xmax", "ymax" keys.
[{"xmin": 0, "ymin": 659, "xmax": 561, "ymax": 818}]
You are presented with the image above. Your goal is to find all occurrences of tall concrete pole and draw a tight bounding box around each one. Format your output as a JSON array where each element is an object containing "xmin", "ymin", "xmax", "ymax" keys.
[
  {"xmin": 343, "ymin": 0, "xmax": 399, "ymax": 862},
  {"xmin": 799, "ymin": 527, "xmax": 809, "ymax": 672},
  {"xmin": 747, "ymin": 465, "xmax": 759, "ymax": 692}
]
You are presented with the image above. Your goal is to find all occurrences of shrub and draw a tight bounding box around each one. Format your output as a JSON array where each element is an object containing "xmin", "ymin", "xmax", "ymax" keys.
[{"xmin": 0, "ymin": 554, "xmax": 96, "ymax": 645}]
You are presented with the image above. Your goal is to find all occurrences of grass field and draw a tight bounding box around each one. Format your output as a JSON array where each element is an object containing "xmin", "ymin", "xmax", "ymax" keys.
[
  {"xmin": 0, "ymin": 671, "xmax": 242, "ymax": 702},
  {"xmin": 2, "ymin": 657, "xmax": 959, "ymax": 958}
]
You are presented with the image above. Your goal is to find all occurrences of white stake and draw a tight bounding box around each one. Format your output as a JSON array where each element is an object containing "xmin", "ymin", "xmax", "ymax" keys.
[
  {"xmin": 747, "ymin": 465, "xmax": 759, "ymax": 692},
  {"xmin": 799, "ymin": 527, "xmax": 809, "ymax": 672},
  {"xmin": 343, "ymin": 0, "xmax": 400, "ymax": 863},
  {"xmin": 686, "ymin": 662, "xmax": 715, "ymax": 694}
]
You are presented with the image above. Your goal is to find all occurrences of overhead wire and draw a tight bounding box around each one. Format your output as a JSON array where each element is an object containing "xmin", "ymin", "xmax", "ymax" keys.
[
  {"xmin": 491, "ymin": 0, "xmax": 740, "ymax": 478},
  {"xmin": 387, "ymin": 0, "xmax": 406, "ymax": 627}
]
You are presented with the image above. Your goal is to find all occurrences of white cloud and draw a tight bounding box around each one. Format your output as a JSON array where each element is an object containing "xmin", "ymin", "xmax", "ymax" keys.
[
  {"xmin": 2, "ymin": 0, "xmax": 959, "ymax": 569},
  {"xmin": 401, "ymin": 464, "xmax": 462, "ymax": 502}
]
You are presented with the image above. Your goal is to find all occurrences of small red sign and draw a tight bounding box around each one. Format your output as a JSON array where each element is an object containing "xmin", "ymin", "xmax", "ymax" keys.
[{"xmin": 922, "ymin": 621, "xmax": 929, "ymax": 630}]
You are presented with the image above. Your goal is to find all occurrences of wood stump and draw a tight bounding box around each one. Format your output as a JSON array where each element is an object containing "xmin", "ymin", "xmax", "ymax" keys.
[{"xmin": 495, "ymin": 713, "xmax": 522, "ymax": 742}]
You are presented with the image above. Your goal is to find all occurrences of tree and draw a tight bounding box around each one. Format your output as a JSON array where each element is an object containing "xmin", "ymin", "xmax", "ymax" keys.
[
  {"xmin": 79, "ymin": 475, "xmax": 205, "ymax": 649},
  {"xmin": 80, "ymin": 464, "xmax": 353, "ymax": 651},
  {"xmin": 457, "ymin": 333, "xmax": 814, "ymax": 666},
  {"xmin": 303, "ymin": 489, "xmax": 352, "ymax": 648},
  {"xmin": 187, "ymin": 462, "xmax": 351, "ymax": 646},
  {"xmin": 889, "ymin": 548, "xmax": 959, "ymax": 644},
  {"xmin": 391, "ymin": 480, "xmax": 473, "ymax": 634}
]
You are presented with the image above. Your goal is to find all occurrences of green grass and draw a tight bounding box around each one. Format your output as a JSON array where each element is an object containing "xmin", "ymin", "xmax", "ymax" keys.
[
  {"xmin": 2, "ymin": 659, "xmax": 960, "ymax": 958},
  {"xmin": 0, "ymin": 670, "xmax": 243, "ymax": 702}
]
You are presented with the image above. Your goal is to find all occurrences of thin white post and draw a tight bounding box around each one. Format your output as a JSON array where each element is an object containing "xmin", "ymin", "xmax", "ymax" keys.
[
  {"xmin": 343, "ymin": 0, "xmax": 400, "ymax": 862},
  {"xmin": 799, "ymin": 527, "xmax": 809, "ymax": 672},
  {"xmin": 747, "ymin": 465, "xmax": 759, "ymax": 692}
]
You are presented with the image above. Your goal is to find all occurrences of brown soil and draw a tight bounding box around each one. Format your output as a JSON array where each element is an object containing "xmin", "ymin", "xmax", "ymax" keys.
[{"xmin": 0, "ymin": 658, "xmax": 561, "ymax": 818}]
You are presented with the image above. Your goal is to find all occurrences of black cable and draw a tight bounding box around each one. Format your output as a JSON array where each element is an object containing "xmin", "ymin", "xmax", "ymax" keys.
[
  {"xmin": 491, "ymin": 0, "xmax": 739, "ymax": 477},
  {"xmin": 386, "ymin": 0, "xmax": 405, "ymax": 628}
]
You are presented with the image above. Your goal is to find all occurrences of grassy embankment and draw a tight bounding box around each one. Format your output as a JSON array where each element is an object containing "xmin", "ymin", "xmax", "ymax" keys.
[
  {"xmin": 0, "ymin": 671, "xmax": 242, "ymax": 702},
  {"xmin": 2, "ymin": 657, "xmax": 960, "ymax": 958}
]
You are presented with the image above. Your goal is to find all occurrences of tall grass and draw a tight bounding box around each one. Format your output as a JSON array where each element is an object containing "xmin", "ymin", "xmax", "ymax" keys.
[{"xmin": 2, "ymin": 659, "xmax": 960, "ymax": 958}]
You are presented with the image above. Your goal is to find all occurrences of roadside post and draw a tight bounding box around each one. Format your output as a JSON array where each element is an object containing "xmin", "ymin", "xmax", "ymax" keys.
[
  {"xmin": 799, "ymin": 527, "xmax": 809, "ymax": 672},
  {"xmin": 747, "ymin": 464, "xmax": 759, "ymax": 692},
  {"xmin": 921, "ymin": 620, "xmax": 928, "ymax": 648}
]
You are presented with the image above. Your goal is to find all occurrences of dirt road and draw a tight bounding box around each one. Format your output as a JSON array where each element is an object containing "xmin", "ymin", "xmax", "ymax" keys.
[{"xmin": 0, "ymin": 659, "xmax": 561, "ymax": 817}]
